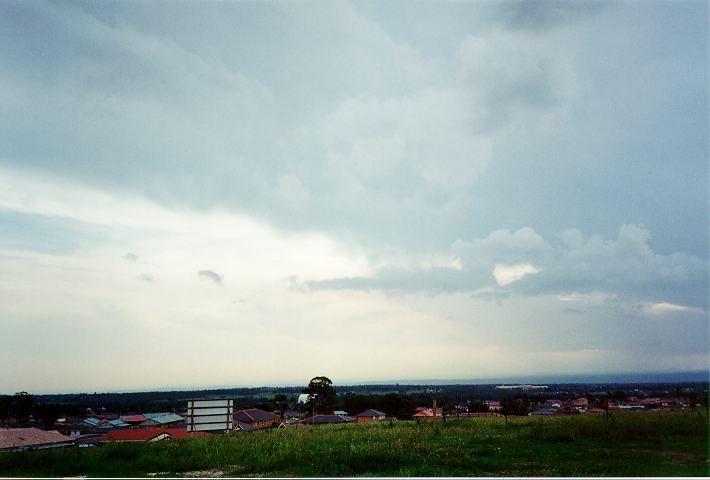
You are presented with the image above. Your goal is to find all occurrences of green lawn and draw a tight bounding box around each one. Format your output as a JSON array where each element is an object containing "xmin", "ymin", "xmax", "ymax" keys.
[{"xmin": 1, "ymin": 411, "xmax": 707, "ymax": 477}]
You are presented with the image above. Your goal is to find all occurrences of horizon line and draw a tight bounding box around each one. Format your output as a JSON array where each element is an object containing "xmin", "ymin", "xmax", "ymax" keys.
[{"xmin": 13, "ymin": 370, "xmax": 709, "ymax": 396}]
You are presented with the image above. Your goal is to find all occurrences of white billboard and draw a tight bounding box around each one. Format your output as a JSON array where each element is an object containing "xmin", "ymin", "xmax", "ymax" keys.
[{"xmin": 186, "ymin": 399, "xmax": 234, "ymax": 433}]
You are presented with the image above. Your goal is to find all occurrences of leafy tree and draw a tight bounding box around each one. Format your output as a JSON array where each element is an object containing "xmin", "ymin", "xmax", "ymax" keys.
[
  {"xmin": 273, "ymin": 394, "xmax": 289, "ymax": 421},
  {"xmin": 35, "ymin": 403, "xmax": 60, "ymax": 430},
  {"xmin": 468, "ymin": 400, "xmax": 489, "ymax": 413},
  {"xmin": 303, "ymin": 376, "xmax": 336, "ymax": 414},
  {"xmin": 501, "ymin": 396, "xmax": 528, "ymax": 416},
  {"xmin": 14, "ymin": 392, "xmax": 33, "ymax": 424}
]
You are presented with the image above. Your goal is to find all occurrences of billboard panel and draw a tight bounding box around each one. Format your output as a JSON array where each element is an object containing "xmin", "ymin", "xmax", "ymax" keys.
[
  {"xmin": 190, "ymin": 422, "xmax": 232, "ymax": 432},
  {"xmin": 187, "ymin": 399, "xmax": 233, "ymax": 432}
]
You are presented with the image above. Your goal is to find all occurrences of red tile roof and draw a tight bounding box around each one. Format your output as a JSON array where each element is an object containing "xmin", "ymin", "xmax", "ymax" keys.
[
  {"xmin": 0, "ymin": 428, "xmax": 75, "ymax": 450},
  {"xmin": 104, "ymin": 428, "xmax": 208, "ymax": 442},
  {"xmin": 120, "ymin": 415, "xmax": 148, "ymax": 424},
  {"xmin": 413, "ymin": 408, "xmax": 443, "ymax": 417}
]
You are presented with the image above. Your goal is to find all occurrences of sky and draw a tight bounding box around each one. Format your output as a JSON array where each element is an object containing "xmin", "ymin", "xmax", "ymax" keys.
[{"xmin": 0, "ymin": 0, "xmax": 708, "ymax": 394}]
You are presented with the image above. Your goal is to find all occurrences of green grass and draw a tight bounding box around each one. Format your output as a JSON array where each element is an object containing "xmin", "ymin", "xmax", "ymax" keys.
[{"xmin": 1, "ymin": 411, "xmax": 707, "ymax": 477}]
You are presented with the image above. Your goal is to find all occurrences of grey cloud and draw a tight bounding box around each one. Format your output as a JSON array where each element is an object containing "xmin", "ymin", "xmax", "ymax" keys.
[
  {"xmin": 198, "ymin": 270, "xmax": 223, "ymax": 285},
  {"xmin": 456, "ymin": 28, "xmax": 578, "ymax": 132},
  {"xmin": 310, "ymin": 267, "xmax": 480, "ymax": 294},
  {"xmin": 0, "ymin": 1, "xmax": 706, "ymax": 263},
  {"xmin": 514, "ymin": 225, "xmax": 708, "ymax": 308},
  {"xmin": 311, "ymin": 224, "xmax": 708, "ymax": 310},
  {"xmin": 124, "ymin": 253, "xmax": 138, "ymax": 262},
  {"xmin": 496, "ymin": 1, "xmax": 608, "ymax": 31},
  {"xmin": 139, "ymin": 273, "xmax": 153, "ymax": 282}
]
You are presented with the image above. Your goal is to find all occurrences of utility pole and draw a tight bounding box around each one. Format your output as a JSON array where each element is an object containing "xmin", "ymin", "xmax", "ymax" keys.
[{"xmin": 432, "ymin": 399, "xmax": 437, "ymax": 425}]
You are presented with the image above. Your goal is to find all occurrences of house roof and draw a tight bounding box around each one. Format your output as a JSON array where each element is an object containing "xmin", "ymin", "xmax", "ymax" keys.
[
  {"xmin": 104, "ymin": 428, "xmax": 208, "ymax": 442},
  {"xmin": 120, "ymin": 414, "xmax": 148, "ymax": 424},
  {"xmin": 235, "ymin": 422, "xmax": 256, "ymax": 431},
  {"xmin": 355, "ymin": 409, "xmax": 386, "ymax": 417},
  {"xmin": 82, "ymin": 417, "xmax": 103, "ymax": 427},
  {"xmin": 141, "ymin": 413, "xmax": 184, "ymax": 425},
  {"xmin": 529, "ymin": 409, "xmax": 557, "ymax": 416},
  {"xmin": 0, "ymin": 428, "xmax": 75, "ymax": 450},
  {"xmin": 300, "ymin": 415, "xmax": 354, "ymax": 424},
  {"xmin": 412, "ymin": 408, "xmax": 442, "ymax": 417},
  {"xmin": 97, "ymin": 419, "xmax": 130, "ymax": 430},
  {"xmin": 234, "ymin": 409, "xmax": 278, "ymax": 423}
]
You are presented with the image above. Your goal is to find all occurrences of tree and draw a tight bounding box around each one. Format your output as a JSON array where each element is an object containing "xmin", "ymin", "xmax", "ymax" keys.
[
  {"xmin": 273, "ymin": 394, "xmax": 289, "ymax": 421},
  {"xmin": 501, "ymin": 396, "xmax": 528, "ymax": 416},
  {"xmin": 36, "ymin": 403, "xmax": 60, "ymax": 430},
  {"xmin": 14, "ymin": 392, "xmax": 33, "ymax": 424},
  {"xmin": 302, "ymin": 376, "xmax": 336, "ymax": 415},
  {"xmin": 0, "ymin": 396, "xmax": 11, "ymax": 420}
]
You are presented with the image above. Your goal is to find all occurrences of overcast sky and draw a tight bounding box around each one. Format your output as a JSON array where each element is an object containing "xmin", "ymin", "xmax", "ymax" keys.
[{"xmin": 1, "ymin": 0, "xmax": 707, "ymax": 394}]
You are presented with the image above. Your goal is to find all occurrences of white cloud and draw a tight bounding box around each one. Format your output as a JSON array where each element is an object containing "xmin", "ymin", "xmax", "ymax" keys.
[
  {"xmin": 0, "ymin": 166, "xmax": 373, "ymax": 285},
  {"xmin": 454, "ymin": 227, "xmax": 553, "ymax": 268},
  {"xmin": 557, "ymin": 292, "xmax": 615, "ymax": 304},
  {"xmin": 643, "ymin": 302, "xmax": 703, "ymax": 316},
  {"xmin": 493, "ymin": 263, "xmax": 541, "ymax": 286}
]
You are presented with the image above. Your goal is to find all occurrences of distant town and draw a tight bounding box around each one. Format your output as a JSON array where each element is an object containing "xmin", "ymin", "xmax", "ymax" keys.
[{"xmin": 1, "ymin": 377, "xmax": 707, "ymax": 453}]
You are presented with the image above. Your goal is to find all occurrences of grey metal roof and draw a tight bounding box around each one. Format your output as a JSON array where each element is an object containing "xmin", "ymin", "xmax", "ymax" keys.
[
  {"xmin": 141, "ymin": 413, "xmax": 184, "ymax": 425},
  {"xmin": 97, "ymin": 419, "xmax": 130, "ymax": 430},
  {"xmin": 81, "ymin": 418, "xmax": 101, "ymax": 427}
]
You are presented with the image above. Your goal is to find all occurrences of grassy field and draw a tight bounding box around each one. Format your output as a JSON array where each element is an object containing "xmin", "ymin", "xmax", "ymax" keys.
[{"xmin": 1, "ymin": 411, "xmax": 707, "ymax": 477}]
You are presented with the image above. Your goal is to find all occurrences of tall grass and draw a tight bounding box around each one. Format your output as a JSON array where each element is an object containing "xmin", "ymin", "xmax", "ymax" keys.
[{"xmin": 1, "ymin": 411, "xmax": 707, "ymax": 477}]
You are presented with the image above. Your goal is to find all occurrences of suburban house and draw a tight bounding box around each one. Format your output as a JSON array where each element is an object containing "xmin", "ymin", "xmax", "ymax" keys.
[
  {"xmin": 233, "ymin": 409, "xmax": 278, "ymax": 429},
  {"xmin": 0, "ymin": 428, "xmax": 76, "ymax": 452},
  {"xmin": 354, "ymin": 409, "xmax": 386, "ymax": 423},
  {"xmin": 413, "ymin": 408, "xmax": 443, "ymax": 421},
  {"xmin": 571, "ymin": 398, "xmax": 590, "ymax": 412},
  {"xmin": 484, "ymin": 400, "xmax": 502, "ymax": 411},
  {"xmin": 103, "ymin": 428, "xmax": 208, "ymax": 442},
  {"xmin": 299, "ymin": 414, "xmax": 354, "ymax": 425}
]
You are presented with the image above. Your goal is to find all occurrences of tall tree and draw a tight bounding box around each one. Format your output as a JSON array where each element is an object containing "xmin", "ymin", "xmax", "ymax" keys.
[
  {"xmin": 303, "ymin": 376, "xmax": 336, "ymax": 415},
  {"xmin": 14, "ymin": 392, "xmax": 33, "ymax": 424}
]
